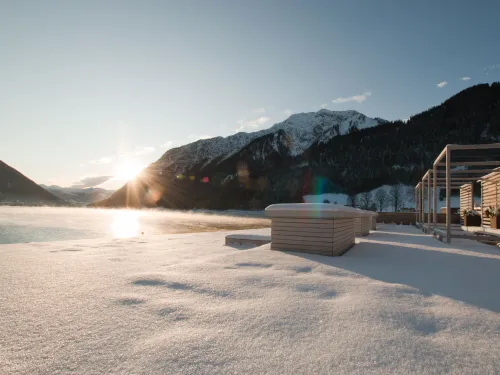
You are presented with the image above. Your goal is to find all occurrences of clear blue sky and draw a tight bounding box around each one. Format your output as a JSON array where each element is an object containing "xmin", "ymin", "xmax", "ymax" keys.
[{"xmin": 1, "ymin": 0, "xmax": 500, "ymax": 189}]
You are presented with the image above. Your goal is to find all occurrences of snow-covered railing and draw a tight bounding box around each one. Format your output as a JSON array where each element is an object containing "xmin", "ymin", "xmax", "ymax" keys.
[{"xmin": 265, "ymin": 204, "xmax": 375, "ymax": 256}]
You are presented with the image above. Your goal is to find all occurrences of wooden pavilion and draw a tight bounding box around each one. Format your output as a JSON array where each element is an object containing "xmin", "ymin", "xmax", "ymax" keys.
[{"xmin": 415, "ymin": 143, "xmax": 500, "ymax": 243}]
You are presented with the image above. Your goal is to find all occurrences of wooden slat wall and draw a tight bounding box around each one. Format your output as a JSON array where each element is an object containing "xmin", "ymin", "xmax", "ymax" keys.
[
  {"xmin": 332, "ymin": 218, "xmax": 355, "ymax": 256},
  {"xmin": 371, "ymin": 217, "xmax": 377, "ymax": 230},
  {"xmin": 459, "ymin": 184, "xmax": 472, "ymax": 226},
  {"xmin": 270, "ymin": 217, "xmax": 355, "ymax": 256},
  {"xmin": 353, "ymin": 217, "xmax": 371, "ymax": 236},
  {"xmin": 360, "ymin": 217, "xmax": 371, "ymax": 236},
  {"xmin": 481, "ymin": 179, "xmax": 500, "ymax": 228}
]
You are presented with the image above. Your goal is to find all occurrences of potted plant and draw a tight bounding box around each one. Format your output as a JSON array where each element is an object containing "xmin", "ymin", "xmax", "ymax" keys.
[
  {"xmin": 463, "ymin": 209, "xmax": 481, "ymax": 227},
  {"xmin": 484, "ymin": 205, "xmax": 500, "ymax": 229}
]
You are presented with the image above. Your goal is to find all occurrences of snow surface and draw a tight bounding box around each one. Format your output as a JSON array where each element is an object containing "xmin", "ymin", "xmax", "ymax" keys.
[
  {"xmin": 157, "ymin": 109, "xmax": 382, "ymax": 172},
  {"xmin": 2, "ymin": 225, "xmax": 500, "ymax": 374}
]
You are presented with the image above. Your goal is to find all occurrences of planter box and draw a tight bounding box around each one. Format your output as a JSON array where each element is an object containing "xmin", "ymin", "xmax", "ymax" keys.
[
  {"xmin": 491, "ymin": 216, "xmax": 500, "ymax": 229},
  {"xmin": 464, "ymin": 215, "xmax": 481, "ymax": 227}
]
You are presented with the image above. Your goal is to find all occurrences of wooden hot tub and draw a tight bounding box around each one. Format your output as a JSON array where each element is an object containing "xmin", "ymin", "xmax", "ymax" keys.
[{"xmin": 265, "ymin": 204, "xmax": 373, "ymax": 256}]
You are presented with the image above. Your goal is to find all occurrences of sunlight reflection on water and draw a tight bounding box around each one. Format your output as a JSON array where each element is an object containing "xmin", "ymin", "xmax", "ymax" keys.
[{"xmin": 111, "ymin": 210, "xmax": 141, "ymax": 238}]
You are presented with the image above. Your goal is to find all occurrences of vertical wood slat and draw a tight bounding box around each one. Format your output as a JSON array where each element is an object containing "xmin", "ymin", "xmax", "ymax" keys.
[
  {"xmin": 480, "ymin": 178, "xmax": 500, "ymax": 229},
  {"xmin": 459, "ymin": 184, "xmax": 472, "ymax": 226}
]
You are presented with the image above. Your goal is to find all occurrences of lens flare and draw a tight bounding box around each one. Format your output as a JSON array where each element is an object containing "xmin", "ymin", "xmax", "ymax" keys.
[
  {"xmin": 115, "ymin": 161, "xmax": 142, "ymax": 181},
  {"xmin": 111, "ymin": 210, "xmax": 140, "ymax": 238}
]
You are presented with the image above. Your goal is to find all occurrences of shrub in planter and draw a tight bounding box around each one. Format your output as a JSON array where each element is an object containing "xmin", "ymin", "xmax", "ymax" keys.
[
  {"xmin": 484, "ymin": 206, "xmax": 500, "ymax": 229},
  {"xmin": 463, "ymin": 209, "xmax": 481, "ymax": 227}
]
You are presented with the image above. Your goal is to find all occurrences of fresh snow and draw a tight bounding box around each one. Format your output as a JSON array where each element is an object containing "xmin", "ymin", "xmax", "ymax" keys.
[
  {"xmin": 2, "ymin": 224, "xmax": 500, "ymax": 374},
  {"xmin": 157, "ymin": 109, "xmax": 382, "ymax": 173}
]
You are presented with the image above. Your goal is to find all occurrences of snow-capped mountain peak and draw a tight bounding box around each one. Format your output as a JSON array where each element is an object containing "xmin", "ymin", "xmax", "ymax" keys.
[{"xmin": 156, "ymin": 109, "xmax": 384, "ymax": 173}]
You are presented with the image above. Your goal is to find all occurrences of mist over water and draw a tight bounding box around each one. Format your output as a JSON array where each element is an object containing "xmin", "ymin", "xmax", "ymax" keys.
[{"xmin": 0, "ymin": 207, "xmax": 269, "ymax": 245}]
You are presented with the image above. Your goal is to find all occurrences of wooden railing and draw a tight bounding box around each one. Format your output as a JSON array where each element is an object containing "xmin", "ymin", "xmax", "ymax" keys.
[{"xmin": 377, "ymin": 212, "xmax": 460, "ymax": 225}]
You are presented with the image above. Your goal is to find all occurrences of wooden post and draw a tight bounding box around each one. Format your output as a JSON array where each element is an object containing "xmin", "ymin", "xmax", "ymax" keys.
[
  {"xmin": 433, "ymin": 165, "xmax": 437, "ymax": 228},
  {"xmin": 420, "ymin": 179, "xmax": 425, "ymax": 227},
  {"xmin": 415, "ymin": 184, "xmax": 418, "ymax": 225},
  {"xmin": 427, "ymin": 171, "xmax": 431, "ymax": 229},
  {"xmin": 470, "ymin": 183, "xmax": 474, "ymax": 211},
  {"xmin": 446, "ymin": 146, "xmax": 451, "ymax": 243},
  {"xmin": 481, "ymin": 182, "xmax": 484, "ymax": 230}
]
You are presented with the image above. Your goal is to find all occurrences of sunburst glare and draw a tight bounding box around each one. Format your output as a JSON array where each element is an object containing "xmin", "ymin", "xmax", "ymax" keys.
[
  {"xmin": 115, "ymin": 161, "xmax": 143, "ymax": 181},
  {"xmin": 111, "ymin": 210, "xmax": 140, "ymax": 238}
]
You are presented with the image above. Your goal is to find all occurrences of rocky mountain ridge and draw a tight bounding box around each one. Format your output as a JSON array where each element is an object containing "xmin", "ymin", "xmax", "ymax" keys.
[{"xmin": 95, "ymin": 83, "xmax": 500, "ymax": 209}]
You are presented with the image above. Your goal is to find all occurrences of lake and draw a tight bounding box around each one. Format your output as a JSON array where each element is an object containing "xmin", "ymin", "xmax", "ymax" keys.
[{"xmin": 0, "ymin": 206, "xmax": 269, "ymax": 245}]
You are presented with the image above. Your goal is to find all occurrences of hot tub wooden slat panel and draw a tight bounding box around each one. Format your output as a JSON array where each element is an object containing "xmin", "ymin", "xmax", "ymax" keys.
[
  {"xmin": 271, "ymin": 225, "xmax": 335, "ymax": 233},
  {"xmin": 271, "ymin": 241, "xmax": 333, "ymax": 252},
  {"xmin": 271, "ymin": 235, "xmax": 333, "ymax": 245},
  {"xmin": 272, "ymin": 225, "xmax": 334, "ymax": 234},
  {"xmin": 272, "ymin": 218, "xmax": 335, "ymax": 224},
  {"xmin": 271, "ymin": 232, "xmax": 334, "ymax": 240},
  {"xmin": 334, "ymin": 230, "xmax": 354, "ymax": 238},
  {"xmin": 333, "ymin": 233, "xmax": 355, "ymax": 243},
  {"xmin": 271, "ymin": 222, "xmax": 334, "ymax": 229},
  {"xmin": 334, "ymin": 234, "xmax": 355, "ymax": 245},
  {"xmin": 265, "ymin": 204, "xmax": 367, "ymax": 256}
]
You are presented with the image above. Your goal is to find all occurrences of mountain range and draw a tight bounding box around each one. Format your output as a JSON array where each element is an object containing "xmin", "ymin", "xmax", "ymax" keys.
[
  {"xmin": 39, "ymin": 185, "xmax": 115, "ymax": 206},
  {"xmin": 94, "ymin": 82, "xmax": 500, "ymax": 209},
  {"xmin": 0, "ymin": 160, "xmax": 63, "ymax": 205}
]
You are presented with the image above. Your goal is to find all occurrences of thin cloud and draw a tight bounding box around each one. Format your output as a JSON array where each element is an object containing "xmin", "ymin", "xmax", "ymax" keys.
[
  {"xmin": 437, "ymin": 81, "xmax": 448, "ymax": 88},
  {"xmin": 161, "ymin": 141, "xmax": 174, "ymax": 149},
  {"xmin": 98, "ymin": 157, "xmax": 113, "ymax": 164},
  {"xmin": 88, "ymin": 156, "xmax": 113, "ymax": 165},
  {"xmin": 188, "ymin": 134, "xmax": 214, "ymax": 141},
  {"xmin": 134, "ymin": 146, "xmax": 156, "ymax": 155},
  {"xmin": 332, "ymin": 91, "xmax": 372, "ymax": 104},
  {"xmin": 71, "ymin": 175, "xmax": 112, "ymax": 188},
  {"xmin": 320, "ymin": 104, "xmax": 328, "ymax": 109},
  {"xmin": 283, "ymin": 109, "xmax": 293, "ymax": 117},
  {"xmin": 461, "ymin": 76, "xmax": 471, "ymax": 81},
  {"xmin": 253, "ymin": 107, "xmax": 266, "ymax": 114},
  {"xmin": 235, "ymin": 116, "xmax": 270, "ymax": 132}
]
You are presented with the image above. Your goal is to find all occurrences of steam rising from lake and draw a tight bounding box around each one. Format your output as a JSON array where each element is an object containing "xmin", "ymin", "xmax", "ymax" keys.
[{"xmin": 0, "ymin": 207, "xmax": 269, "ymax": 244}]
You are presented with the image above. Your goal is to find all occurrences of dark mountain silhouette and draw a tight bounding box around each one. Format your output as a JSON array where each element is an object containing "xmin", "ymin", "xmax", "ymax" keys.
[
  {"xmin": 40, "ymin": 185, "xmax": 115, "ymax": 205},
  {"xmin": 94, "ymin": 82, "xmax": 500, "ymax": 209},
  {"xmin": 0, "ymin": 161, "xmax": 63, "ymax": 205}
]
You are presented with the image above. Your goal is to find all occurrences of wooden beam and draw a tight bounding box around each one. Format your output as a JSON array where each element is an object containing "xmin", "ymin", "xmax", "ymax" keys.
[
  {"xmin": 448, "ymin": 143, "xmax": 500, "ymax": 150},
  {"xmin": 435, "ymin": 169, "xmax": 500, "ymax": 174},
  {"xmin": 433, "ymin": 146, "xmax": 448, "ymax": 166},
  {"xmin": 437, "ymin": 161, "xmax": 500, "ymax": 167},
  {"xmin": 437, "ymin": 181, "xmax": 479, "ymax": 183}
]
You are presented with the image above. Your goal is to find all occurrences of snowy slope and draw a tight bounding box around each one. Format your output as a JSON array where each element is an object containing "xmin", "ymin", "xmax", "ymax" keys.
[
  {"xmin": 2, "ymin": 225, "xmax": 500, "ymax": 374},
  {"xmin": 157, "ymin": 110, "xmax": 383, "ymax": 173}
]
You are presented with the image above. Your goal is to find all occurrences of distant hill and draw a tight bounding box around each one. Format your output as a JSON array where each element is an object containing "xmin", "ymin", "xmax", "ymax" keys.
[
  {"xmin": 0, "ymin": 161, "xmax": 63, "ymax": 205},
  {"xmin": 40, "ymin": 185, "xmax": 115, "ymax": 205},
  {"xmin": 95, "ymin": 82, "xmax": 500, "ymax": 210}
]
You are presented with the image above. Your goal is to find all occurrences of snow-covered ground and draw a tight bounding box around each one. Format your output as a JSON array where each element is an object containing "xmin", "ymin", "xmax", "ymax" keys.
[{"xmin": 1, "ymin": 225, "xmax": 500, "ymax": 374}]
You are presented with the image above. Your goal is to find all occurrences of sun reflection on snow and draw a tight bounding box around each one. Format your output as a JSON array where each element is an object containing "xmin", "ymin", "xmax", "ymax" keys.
[{"xmin": 111, "ymin": 210, "xmax": 141, "ymax": 238}]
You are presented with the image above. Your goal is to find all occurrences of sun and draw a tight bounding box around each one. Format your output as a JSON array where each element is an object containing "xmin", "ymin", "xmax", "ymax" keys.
[{"xmin": 114, "ymin": 161, "xmax": 143, "ymax": 181}]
